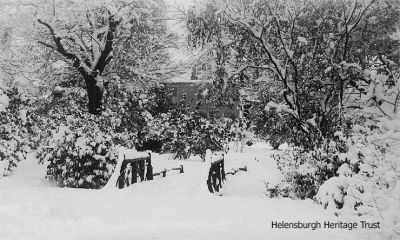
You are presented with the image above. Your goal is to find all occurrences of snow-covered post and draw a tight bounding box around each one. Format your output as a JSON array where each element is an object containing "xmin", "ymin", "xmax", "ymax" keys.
[
  {"xmin": 145, "ymin": 154, "xmax": 153, "ymax": 181},
  {"xmin": 103, "ymin": 146, "xmax": 126, "ymax": 190},
  {"xmin": 103, "ymin": 147, "xmax": 152, "ymax": 190},
  {"xmin": 205, "ymin": 149, "xmax": 225, "ymax": 193}
]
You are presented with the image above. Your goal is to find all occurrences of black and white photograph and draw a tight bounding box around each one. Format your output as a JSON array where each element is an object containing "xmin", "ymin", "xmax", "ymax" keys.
[{"xmin": 0, "ymin": 0, "xmax": 399, "ymax": 239}]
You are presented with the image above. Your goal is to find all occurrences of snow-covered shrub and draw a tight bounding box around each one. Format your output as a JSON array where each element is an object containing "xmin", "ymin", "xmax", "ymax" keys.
[
  {"xmin": 251, "ymin": 105, "xmax": 290, "ymax": 149},
  {"xmin": 159, "ymin": 110, "xmax": 233, "ymax": 159},
  {"xmin": 188, "ymin": 116, "xmax": 232, "ymax": 158},
  {"xmin": 35, "ymin": 110, "xmax": 128, "ymax": 188},
  {"xmin": 38, "ymin": 122, "xmax": 120, "ymax": 188},
  {"xmin": 148, "ymin": 96, "xmax": 233, "ymax": 159},
  {"xmin": 249, "ymin": 83, "xmax": 292, "ymax": 149},
  {"xmin": 35, "ymin": 85, "xmax": 156, "ymax": 188},
  {"xmin": 0, "ymin": 87, "xmax": 32, "ymax": 176},
  {"xmin": 315, "ymin": 117, "xmax": 400, "ymax": 238},
  {"xmin": 315, "ymin": 176, "xmax": 349, "ymax": 211},
  {"xmin": 0, "ymin": 88, "xmax": 9, "ymax": 112},
  {"xmin": 268, "ymin": 138, "xmax": 350, "ymax": 199}
]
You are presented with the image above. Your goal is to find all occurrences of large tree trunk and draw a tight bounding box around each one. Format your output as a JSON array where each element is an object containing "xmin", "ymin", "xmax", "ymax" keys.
[
  {"xmin": 86, "ymin": 77, "xmax": 103, "ymax": 115},
  {"xmin": 38, "ymin": 14, "xmax": 119, "ymax": 115}
]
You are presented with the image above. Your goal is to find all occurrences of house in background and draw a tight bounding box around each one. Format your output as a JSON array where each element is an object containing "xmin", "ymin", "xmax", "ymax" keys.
[{"xmin": 166, "ymin": 66, "xmax": 242, "ymax": 120}]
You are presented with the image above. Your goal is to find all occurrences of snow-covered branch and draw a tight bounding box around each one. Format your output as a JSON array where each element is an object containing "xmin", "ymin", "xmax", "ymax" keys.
[{"xmin": 37, "ymin": 19, "xmax": 91, "ymax": 74}]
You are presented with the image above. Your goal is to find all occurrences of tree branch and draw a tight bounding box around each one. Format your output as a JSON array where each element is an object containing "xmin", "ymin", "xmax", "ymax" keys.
[
  {"xmin": 37, "ymin": 19, "xmax": 90, "ymax": 74},
  {"xmin": 93, "ymin": 13, "xmax": 120, "ymax": 74}
]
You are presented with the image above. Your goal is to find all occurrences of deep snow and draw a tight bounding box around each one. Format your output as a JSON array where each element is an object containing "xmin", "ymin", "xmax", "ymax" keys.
[{"xmin": 0, "ymin": 143, "xmax": 379, "ymax": 240}]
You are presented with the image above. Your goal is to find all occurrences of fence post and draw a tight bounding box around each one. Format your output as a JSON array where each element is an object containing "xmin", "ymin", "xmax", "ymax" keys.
[
  {"xmin": 118, "ymin": 160, "xmax": 128, "ymax": 189},
  {"xmin": 206, "ymin": 150, "xmax": 225, "ymax": 193},
  {"xmin": 145, "ymin": 153, "xmax": 153, "ymax": 180},
  {"xmin": 221, "ymin": 155, "xmax": 226, "ymax": 182},
  {"xmin": 131, "ymin": 161, "xmax": 137, "ymax": 184}
]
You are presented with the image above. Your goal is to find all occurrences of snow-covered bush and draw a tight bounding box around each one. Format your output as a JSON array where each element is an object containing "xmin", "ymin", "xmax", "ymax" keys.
[
  {"xmin": 0, "ymin": 86, "xmax": 32, "ymax": 176},
  {"xmin": 35, "ymin": 84, "xmax": 156, "ymax": 188},
  {"xmin": 158, "ymin": 111, "xmax": 233, "ymax": 160},
  {"xmin": 251, "ymin": 104, "xmax": 290, "ymax": 149},
  {"xmin": 188, "ymin": 116, "xmax": 232, "ymax": 158},
  {"xmin": 148, "ymin": 96, "xmax": 233, "ymax": 159},
  {"xmin": 315, "ymin": 117, "xmax": 400, "ymax": 238},
  {"xmin": 38, "ymin": 122, "xmax": 120, "ymax": 188},
  {"xmin": 35, "ymin": 109, "xmax": 129, "ymax": 188},
  {"xmin": 267, "ymin": 138, "xmax": 350, "ymax": 199}
]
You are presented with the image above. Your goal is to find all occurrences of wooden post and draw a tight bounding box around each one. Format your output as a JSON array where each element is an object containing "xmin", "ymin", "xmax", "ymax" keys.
[
  {"xmin": 118, "ymin": 161, "xmax": 128, "ymax": 189},
  {"xmin": 138, "ymin": 160, "xmax": 145, "ymax": 181},
  {"xmin": 146, "ymin": 153, "xmax": 153, "ymax": 180},
  {"xmin": 221, "ymin": 155, "xmax": 226, "ymax": 182},
  {"xmin": 117, "ymin": 152, "xmax": 153, "ymax": 188},
  {"xmin": 239, "ymin": 166, "xmax": 247, "ymax": 171},
  {"xmin": 212, "ymin": 164, "xmax": 219, "ymax": 192},
  {"xmin": 132, "ymin": 161, "xmax": 137, "ymax": 184},
  {"xmin": 207, "ymin": 171, "xmax": 214, "ymax": 193},
  {"xmin": 114, "ymin": 151, "xmax": 188, "ymax": 189},
  {"xmin": 206, "ymin": 152, "xmax": 225, "ymax": 193},
  {"xmin": 171, "ymin": 165, "xmax": 184, "ymax": 173}
]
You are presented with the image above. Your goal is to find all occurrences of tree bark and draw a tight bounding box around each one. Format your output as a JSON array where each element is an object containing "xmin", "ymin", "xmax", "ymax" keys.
[
  {"xmin": 38, "ymin": 13, "xmax": 119, "ymax": 115},
  {"xmin": 85, "ymin": 76, "xmax": 103, "ymax": 115}
]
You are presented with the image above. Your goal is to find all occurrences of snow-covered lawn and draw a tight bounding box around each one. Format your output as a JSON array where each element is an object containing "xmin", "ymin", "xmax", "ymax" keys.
[{"xmin": 0, "ymin": 143, "xmax": 377, "ymax": 240}]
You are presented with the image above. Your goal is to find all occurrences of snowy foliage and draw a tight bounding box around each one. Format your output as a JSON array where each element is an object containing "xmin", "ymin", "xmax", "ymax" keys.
[
  {"xmin": 32, "ymin": 0, "xmax": 178, "ymax": 115},
  {"xmin": 249, "ymin": 82, "xmax": 292, "ymax": 149},
  {"xmin": 0, "ymin": 4, "xmax": 398, "ymax": 240},
  {"xmin": 315, "ymin": 116, "xmax": 400, "ymax": 238},
  {"xmin": 37, "ymin": 122, "xmax": 120, "ymax": 188},
  {"xmin": 34, "ymin": 83, "xmax": 160, "ymax": 188},
  {"xmin": 149, "ymin": 96, "xmax": 234, "ymax": 159},
  {"xmin": 187, "ymin": 0, "xmax": 399, "ymax": 152},
  {"xmin": 312, "ymin": 23, "xmax": 400, "ymax": 238},
  {"xmin": 0, "ymin": 87, "xmax": 33, "ymax": 177},
  {"xmin": 267, "ymin": 138, "xmax": 348, "ymax": 199},
  {"xmin": 0, "ymin": 89, "xmax": 9, "ymax": 112}
]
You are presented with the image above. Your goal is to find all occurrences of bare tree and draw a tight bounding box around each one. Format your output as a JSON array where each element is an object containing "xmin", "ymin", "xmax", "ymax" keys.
[{"xmin": 37, "ymin": 7, "xmax": 120, "ymax": 114}]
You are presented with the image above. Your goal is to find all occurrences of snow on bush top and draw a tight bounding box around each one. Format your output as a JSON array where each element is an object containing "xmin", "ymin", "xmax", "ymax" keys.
[
  {"xmin": 0, "ymin": 89, "xmax": 10, "ymax": 113},
  {"xmin": 19, "ymin": 109, "xmax": 27, "ymax": 125}
]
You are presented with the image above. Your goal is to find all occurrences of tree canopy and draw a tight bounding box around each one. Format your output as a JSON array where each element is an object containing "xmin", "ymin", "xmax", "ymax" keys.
[{"xmin": 186, "ymin": 0, "xmax": 400, "ymax": 146}]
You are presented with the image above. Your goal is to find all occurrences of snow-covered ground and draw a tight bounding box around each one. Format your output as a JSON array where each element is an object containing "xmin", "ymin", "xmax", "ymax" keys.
[{"xmin": 0, "ymin": 143, "xmax": 378, "ymax": 240}]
